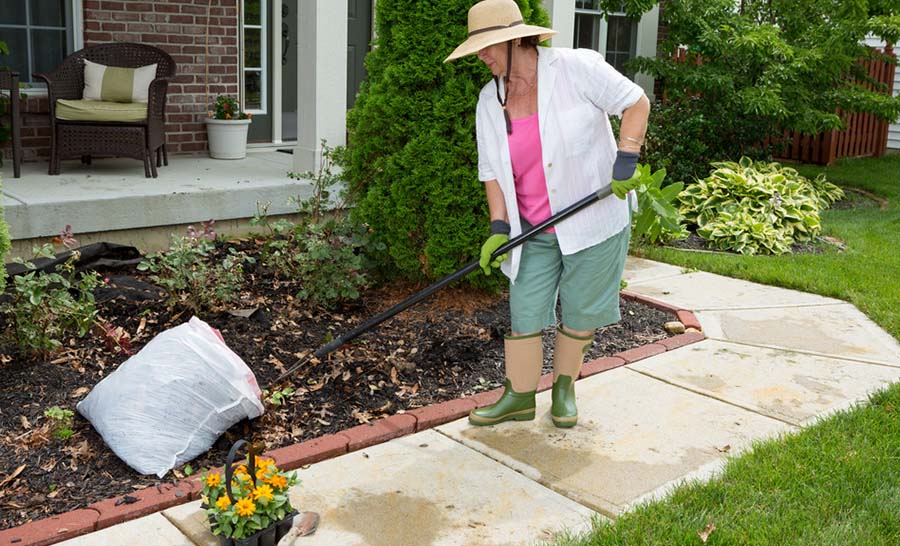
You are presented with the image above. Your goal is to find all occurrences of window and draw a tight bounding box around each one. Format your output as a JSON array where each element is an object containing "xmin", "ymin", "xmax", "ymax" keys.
[
  {"xmin": 574, "ymin": 0, "xmax": 638, "ymax": 78},
  {"xmin": 0, "ymin": 0, "xmax": 81, "ymax": 85},
  {"xmin": 242, "ymin": 0, "xmax": 267, "ymax": 114}
]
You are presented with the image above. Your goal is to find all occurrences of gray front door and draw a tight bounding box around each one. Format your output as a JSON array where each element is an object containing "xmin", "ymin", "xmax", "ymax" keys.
[{"xmin": 346, "ymin": 0, "xmax": 372, "ymax": 109}]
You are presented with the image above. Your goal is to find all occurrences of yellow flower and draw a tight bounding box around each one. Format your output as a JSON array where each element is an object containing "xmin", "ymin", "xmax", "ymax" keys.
[
  {"xmin": 253, "ymin": 484, "xmax": 274, "ymax": 502},
  {"xmin": 205, "ymin": 473, "xmax": 221, "ymax": 488},
  {"xmin": 215, "ymin": 495, "xmax": 231, "ymax": 510},
  {"xmin": 254, "ymin": 457, "xmax": 274, "ymax": 470},
  {"xmin": 234, "ymin": 464, "xmax": 247, "ymax": 476},
  {"xmin": 267, "ymin": 474, "xmax": 287, "ymax": 489},
  {"xmin": 225, "ymin": 113, "xmax": 232, "ymax": 119},
  {"xmin": 235, "ymin": 497, "xmax": 256, "ymax": 517}
]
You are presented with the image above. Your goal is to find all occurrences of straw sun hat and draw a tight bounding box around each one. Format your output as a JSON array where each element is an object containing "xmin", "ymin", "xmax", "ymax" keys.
[{"xmin": 444, "ymin": 0, "xmax": 556, "ymax": 62}]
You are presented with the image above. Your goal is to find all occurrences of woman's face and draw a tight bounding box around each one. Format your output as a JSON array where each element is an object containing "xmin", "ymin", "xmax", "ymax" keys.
[{"xmin": 478, "ymin": 42, "xmax": 508, "ymax": 76}]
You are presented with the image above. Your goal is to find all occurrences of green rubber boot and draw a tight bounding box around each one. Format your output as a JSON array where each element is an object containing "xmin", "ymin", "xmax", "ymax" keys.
[
  {"xmin": 468, "ymin": 379, "xmax": 536, "ymax": 426},
  {"xmin": 550, "ymin": 375, "xmax": 577, "ymax": 428},
  {"xmin": 469, "ymin": 332, "xmax": 542, "ymax": 427},
  {"xmin": 551, "ymin": 326, "xmax": 593, "ymax": 428}
]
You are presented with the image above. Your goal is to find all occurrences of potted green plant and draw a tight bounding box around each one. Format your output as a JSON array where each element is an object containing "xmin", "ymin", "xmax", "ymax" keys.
[
  {"xmin": 200, "ymin": 440, "xmax": 299, "ymax": 546},
  {"xmin": 206, "ymin": 95, "xmax": 252, "ymax": 159}
]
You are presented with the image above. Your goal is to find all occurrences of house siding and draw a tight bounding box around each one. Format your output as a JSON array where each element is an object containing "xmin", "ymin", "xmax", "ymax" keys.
[
  {"xmin": 864, "ymin": 37, "xmax": 899, "ymax": 150},
  {"xmin": 15, "ymin": 0, "xmax": 241, "ymax": 162}
]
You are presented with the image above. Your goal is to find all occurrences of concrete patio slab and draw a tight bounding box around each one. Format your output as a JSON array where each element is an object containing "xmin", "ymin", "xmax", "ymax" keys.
[
  {"xmin": 630, "ymin": 339, "xmax": 900, "ymax": 425},
  {"xmin": 624, "ymin": 271, "xmax": 844, "ymax": 311},
  {"xmin": 622, "ymin": 256, "xmax": 687, "ymax": 285},
  {"xmin": 163, "ymin": 429, "xmax": 596, "ymax": 546},
  {"xmin": 698, "ymin": 304, "xmax": 900, "ymax": 367},
  {"xmin": 56, "ymin": 513, "xmax": 193, "ymax": 546},
  {"xmin": 438, "ymin": 367, "xmax": 790, "ymax": 517},
  {"xmin": 1, "ymin": 151, "xmax": 311, "ymax": 241}
]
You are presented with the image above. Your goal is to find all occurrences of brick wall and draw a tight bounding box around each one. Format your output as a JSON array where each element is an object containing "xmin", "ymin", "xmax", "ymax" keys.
[{"xmin": 14, "ymin": 0, "xmax": 240, "ymax": 162}]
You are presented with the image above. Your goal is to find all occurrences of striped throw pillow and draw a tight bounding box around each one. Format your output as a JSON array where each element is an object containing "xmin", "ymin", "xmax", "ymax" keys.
[{"xmin": 83, "ymin": 59, "xmax": 158, "ymax": 104}]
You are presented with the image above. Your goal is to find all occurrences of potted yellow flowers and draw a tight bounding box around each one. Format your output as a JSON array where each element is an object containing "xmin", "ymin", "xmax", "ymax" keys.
[{"xmin": 201, "ymin": 440, "xmax": 299, "ymax": 546}]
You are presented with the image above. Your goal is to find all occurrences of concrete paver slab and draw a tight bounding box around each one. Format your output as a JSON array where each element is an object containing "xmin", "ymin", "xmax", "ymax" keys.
[
  {"xmin": 2, "ymin": 152, "xmax": 311, "ymax": 239},
  {"xmin": 622, "ymin": 257, "xmax": 686, "ymax": 285},
  {"xmin": 625, "ymin": 271, "xmax": 843, "ymax": 310},
  {"xmin": 697, "ymin": 305, "xmax": 900, "ymax": 367},
  {"xmin": 631, "ymin": 340, "xmax": 900, "ymax": 425},
  {"xmin": 163, "ymin": 430, "xmax": 596, "ymax": 546},
  {"xmin": 57, "ymin": 513, "xmax": 193, "ymax": 546},
  {"xmin": 438, "ymin": 368, "xmax": 790, "ymax": 517}
]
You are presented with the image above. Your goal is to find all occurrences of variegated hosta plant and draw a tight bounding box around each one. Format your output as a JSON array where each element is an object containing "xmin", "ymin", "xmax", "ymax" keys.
[{"xmin": 678, "ymin": 157, "xmax": 844, "ymax": 255}]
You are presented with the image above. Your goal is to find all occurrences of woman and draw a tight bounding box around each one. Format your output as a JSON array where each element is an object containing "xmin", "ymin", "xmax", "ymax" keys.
[{"xmin": 445, "ymin": 0, "xmax": 650, "ymax": 428}]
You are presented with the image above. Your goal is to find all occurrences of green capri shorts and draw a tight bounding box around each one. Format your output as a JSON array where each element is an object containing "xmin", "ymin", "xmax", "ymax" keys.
[{"xmin": 509, "ymin": 222, "xmax": 631, "ymax": 334}]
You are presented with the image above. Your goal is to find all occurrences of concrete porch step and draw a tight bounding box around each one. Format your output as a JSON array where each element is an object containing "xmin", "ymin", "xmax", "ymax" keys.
[{"xmin": 1, "ymin": 151, "xmax": 312, "ymax": 259}]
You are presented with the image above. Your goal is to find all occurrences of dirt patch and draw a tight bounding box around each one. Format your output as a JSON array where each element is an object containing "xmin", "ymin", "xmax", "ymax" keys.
[{"xmin": 0, "ymin": 242, "xmax": 673, "ymax": 529}]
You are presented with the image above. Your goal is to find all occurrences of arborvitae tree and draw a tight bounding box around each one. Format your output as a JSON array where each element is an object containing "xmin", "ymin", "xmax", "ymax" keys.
[{"xmin": 342, "ymin": 0, "xmax": 551, "ymax": 286}]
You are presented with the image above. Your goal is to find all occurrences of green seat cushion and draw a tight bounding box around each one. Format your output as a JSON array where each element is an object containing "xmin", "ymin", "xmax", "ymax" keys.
[{"xmin": 56, "ymin": 99, "xmax": 148, "ymax": 123}]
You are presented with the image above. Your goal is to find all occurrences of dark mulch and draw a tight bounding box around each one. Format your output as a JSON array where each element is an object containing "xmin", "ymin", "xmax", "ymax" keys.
[{"xmin": 0, "ymin": 242, "xmax": 673, "ymax": 530}]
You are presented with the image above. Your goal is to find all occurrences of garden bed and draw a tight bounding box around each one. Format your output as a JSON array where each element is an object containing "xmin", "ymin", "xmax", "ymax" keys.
[{"xmin": 0, "ymin": 242, "xmax": 674, "ymax": 529}]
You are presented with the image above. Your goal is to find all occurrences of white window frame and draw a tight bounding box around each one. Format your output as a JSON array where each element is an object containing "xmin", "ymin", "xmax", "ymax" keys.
[
  {"xmin": 241, "ymin": 0, "xmax": 268, "ymax": 116},
  {"xmin": 0, "ymin": 0, "xmax": 83, "ymax": 92},
  {"xmin": 573, "ymin": 2, "xmax": 635, "ymax": 66}
]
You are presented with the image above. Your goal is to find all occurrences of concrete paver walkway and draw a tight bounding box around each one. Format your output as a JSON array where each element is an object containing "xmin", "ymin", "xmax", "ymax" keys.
[{"xmin": 56, "ymin": 257, "xmax": 900, "ymax": 546}]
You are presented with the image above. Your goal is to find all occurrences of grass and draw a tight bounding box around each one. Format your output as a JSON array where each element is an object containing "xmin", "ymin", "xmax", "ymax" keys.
[
  {"xmin": 541, "ymin": 154, "xmax": 900, "ymax": 546},
  {"xmin": 634, "ymin": 153, "xmax": 900, "ymax": 340}
]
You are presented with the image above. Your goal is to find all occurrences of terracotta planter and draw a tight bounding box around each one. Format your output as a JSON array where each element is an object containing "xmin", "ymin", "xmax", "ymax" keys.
[{"xmin": 206, "ymin": 118, "xmax": 252, "ymax": 159}]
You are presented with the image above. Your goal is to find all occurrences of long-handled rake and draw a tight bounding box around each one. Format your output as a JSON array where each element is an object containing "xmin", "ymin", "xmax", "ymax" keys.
[{"xmin": 270, "ymin": 184, "xmax": 617, "ymax": 389}]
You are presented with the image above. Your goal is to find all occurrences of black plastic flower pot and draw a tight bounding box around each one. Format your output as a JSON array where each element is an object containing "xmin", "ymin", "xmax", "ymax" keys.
[{"xmin": 215, "ymin": 510, "xmax": 298, "ymax": 546}]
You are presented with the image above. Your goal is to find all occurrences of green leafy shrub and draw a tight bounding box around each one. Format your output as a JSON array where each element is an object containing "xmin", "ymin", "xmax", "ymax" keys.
[
  {"xmin": 631, "ymin": 0, "xmax": 900, "ymax": 151},
  {"xmin": 2, "ymin": 244, "xmax": 100, "ymax": 357},
  {"xmin": 678, "ymin": 157, "xmax": 843, "ymax": 255},
  {"xmin": 639, "ymin": 97, "xmax": 775, "ymax": 187},
  {"xmin": 630, "ymin": 164, "xmax": 689, "ymax": 244},
  {"xmin": 137, "ymin": 221, "xmax": 254, "ymax": 313},
  {"xmin": 254, "ymin": 143, "xmax": 376, "ymax": 310},
  {"xmin": 339, "ymin": 0, "xmax": 550, "ymax": 288}
]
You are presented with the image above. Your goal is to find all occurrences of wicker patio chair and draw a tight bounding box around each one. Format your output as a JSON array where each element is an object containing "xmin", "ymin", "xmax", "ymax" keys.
[
  {"xmin": 0, "ymin": 69, "xmax": 23, "ymax": 178},
  {"xmin": 34, "ymin": 43, "xmax": 176, "ymax": 178}
]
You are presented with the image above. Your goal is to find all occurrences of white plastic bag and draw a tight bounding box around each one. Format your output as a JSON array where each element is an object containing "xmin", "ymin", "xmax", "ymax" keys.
[{"xmin": 77, "ymin": 316, "xmax": 265, "ymax": 477}]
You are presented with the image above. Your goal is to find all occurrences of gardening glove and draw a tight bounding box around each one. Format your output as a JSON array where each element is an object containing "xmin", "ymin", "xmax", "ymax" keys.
[
  {"xmin": 480, "ymin": 220, "xmax": 510, "ymax": 275},
  {"xmin": 611, "ymin": 150, "xmax": 641, "ymax": 200}
]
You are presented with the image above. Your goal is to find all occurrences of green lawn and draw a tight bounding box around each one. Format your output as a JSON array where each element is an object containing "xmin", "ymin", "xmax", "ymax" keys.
[
  {"xmin": 634, "ymin": 154, "xmax": 900, "ymax": 341},
  {"xmin": 543, "ymin": 154, "xmax": 900, "ymax": 546}
]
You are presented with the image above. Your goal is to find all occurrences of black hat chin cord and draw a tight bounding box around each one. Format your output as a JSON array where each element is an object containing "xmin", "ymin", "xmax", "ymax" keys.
[{"xmin": 494, "ymin": 40, "xmax": 514, "ymax": 135}]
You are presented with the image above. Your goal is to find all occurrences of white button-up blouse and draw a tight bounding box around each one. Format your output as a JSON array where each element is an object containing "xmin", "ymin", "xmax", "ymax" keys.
[{"xmin": 476, "ymin": 46, "xmax": 645, "ymax": 283}]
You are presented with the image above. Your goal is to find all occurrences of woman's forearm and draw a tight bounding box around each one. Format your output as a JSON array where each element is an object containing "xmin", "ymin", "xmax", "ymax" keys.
[
  {"xmin": 618, "ymin": 94, "xmax": 651, "ymax": 153},
  {"xmin": 484, "ymin": 179, "xmax": 509, "ymax": 223}
]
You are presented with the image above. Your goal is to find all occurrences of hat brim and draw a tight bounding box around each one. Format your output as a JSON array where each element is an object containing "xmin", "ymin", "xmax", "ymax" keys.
[{"xmin": 444, "ymin": 25, "xmax": 557, "ymax": 62}]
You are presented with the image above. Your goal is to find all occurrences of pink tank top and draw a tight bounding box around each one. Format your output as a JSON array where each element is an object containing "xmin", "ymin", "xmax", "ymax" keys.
[{"xmin": 508, "ymin": 112, "xmax": 554, "ymax": 232}]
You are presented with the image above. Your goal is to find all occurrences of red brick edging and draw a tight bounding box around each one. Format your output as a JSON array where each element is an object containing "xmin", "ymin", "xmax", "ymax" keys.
[{"xmin": 0, "ymin": 294, "xmax": 703, "ymax": 545}]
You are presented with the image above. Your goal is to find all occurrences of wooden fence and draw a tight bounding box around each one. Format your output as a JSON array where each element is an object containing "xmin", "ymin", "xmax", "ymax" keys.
[
  {"xmin": 668, "ymin": 45, "xmax": 897, "ymax": 165},
  {"xmin": 776, "ymin": 45, "xmax": 897, "ymax": 165}
]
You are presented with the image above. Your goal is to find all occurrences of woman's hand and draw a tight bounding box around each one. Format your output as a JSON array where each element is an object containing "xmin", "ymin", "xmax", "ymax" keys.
[
  {"xmin": 611, "ymin": 150, "xmax": 641, "ymax": 199},
  {"xmin": 480, "ymin": 219, "xmax": 511, "ymax": 275}
]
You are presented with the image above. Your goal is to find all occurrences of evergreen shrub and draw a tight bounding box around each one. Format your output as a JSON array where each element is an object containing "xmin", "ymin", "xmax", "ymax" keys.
[{"xmin": 340, "ymin": 0, "xmax": 550, "ymax": 287}]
